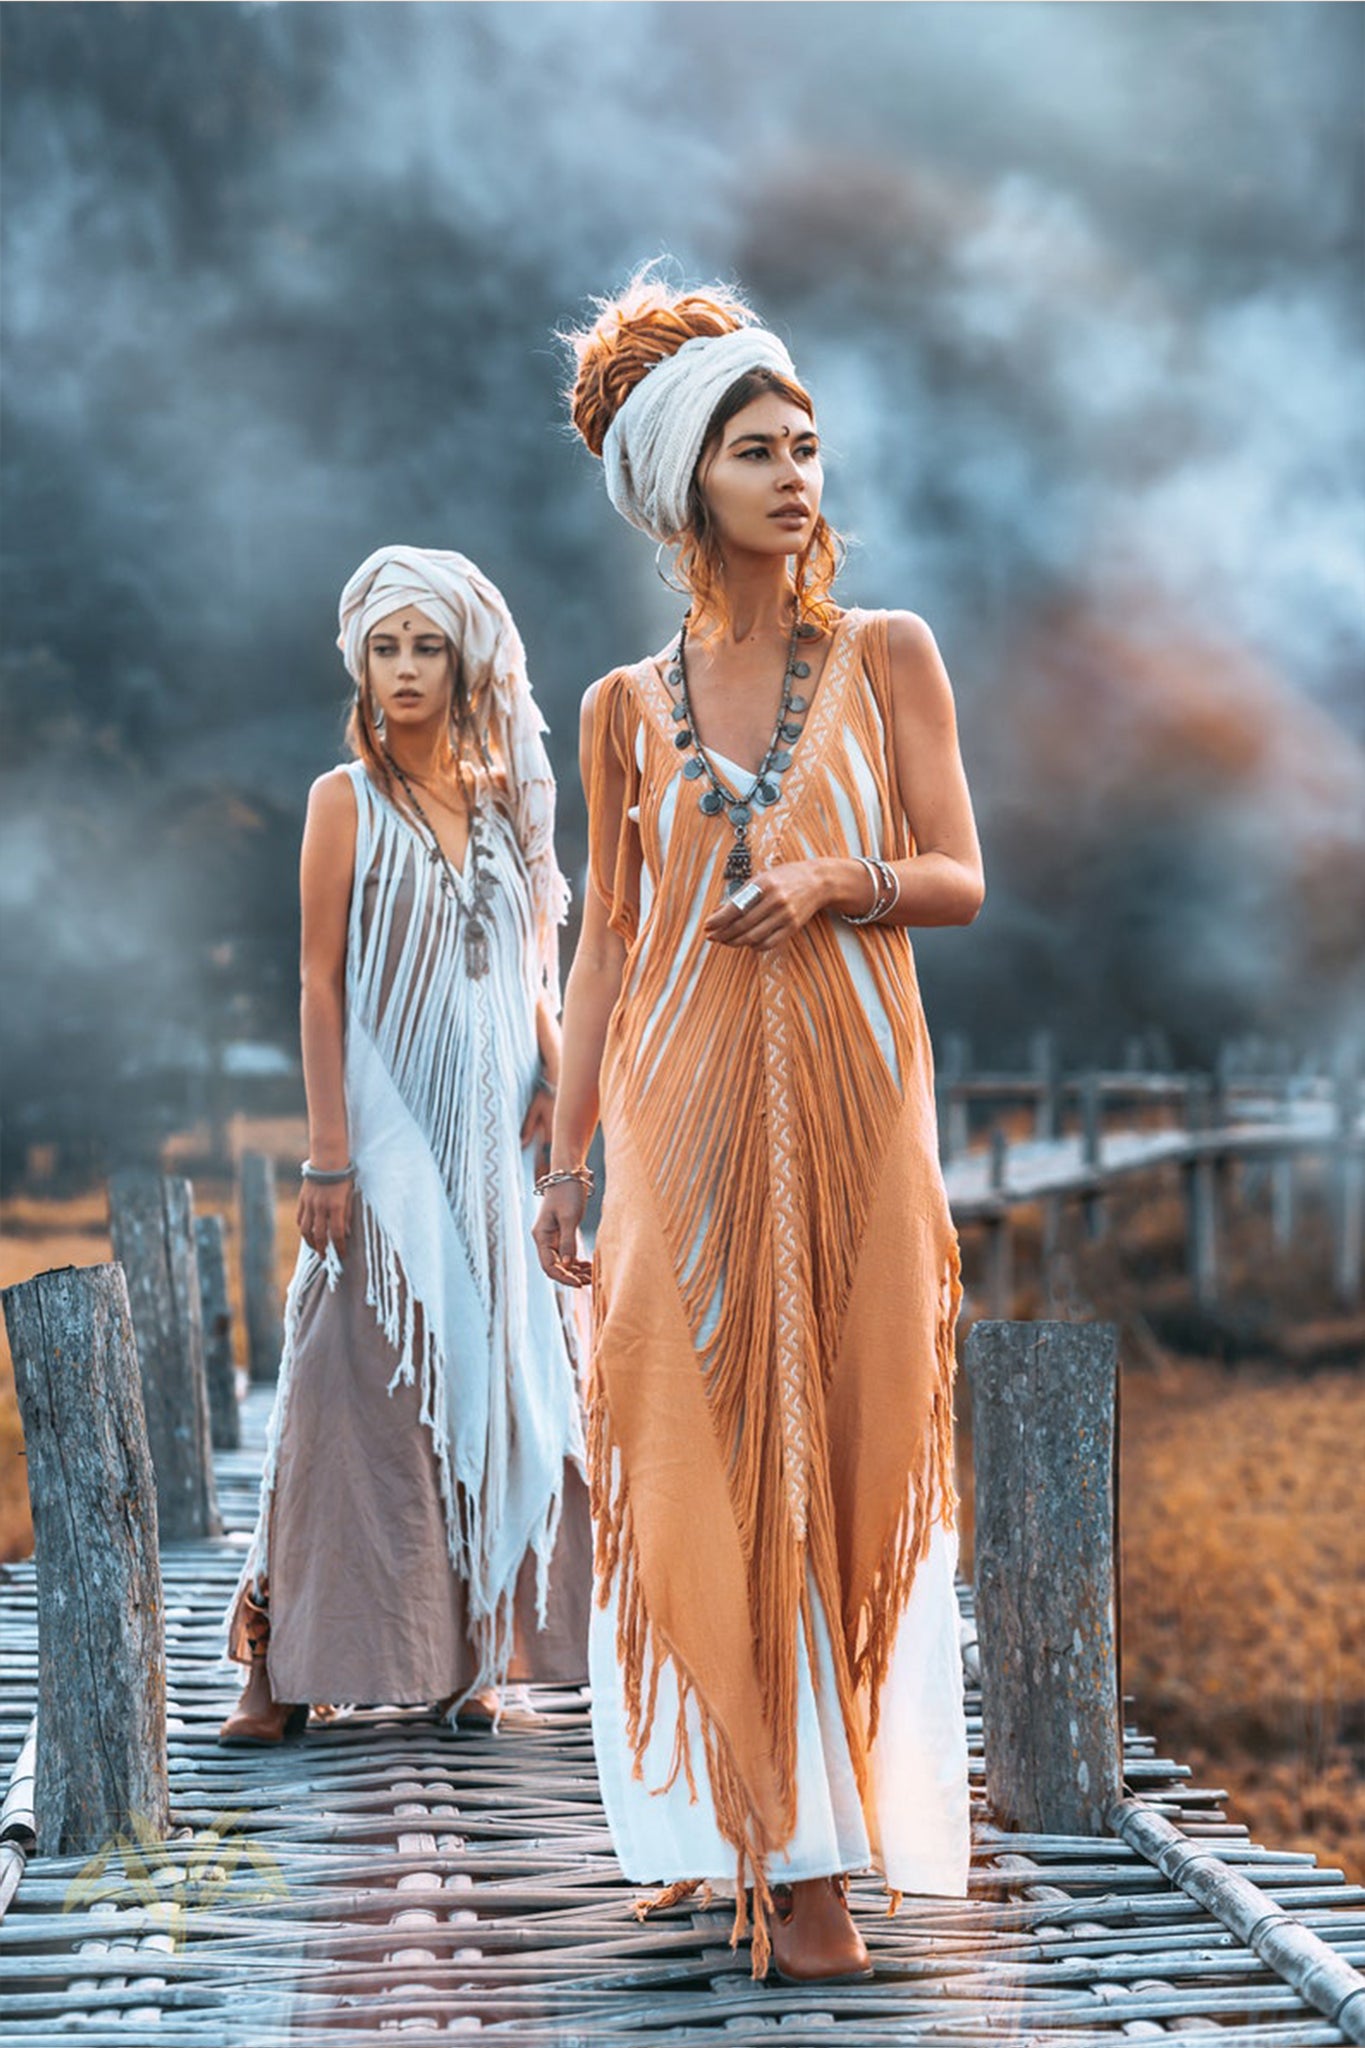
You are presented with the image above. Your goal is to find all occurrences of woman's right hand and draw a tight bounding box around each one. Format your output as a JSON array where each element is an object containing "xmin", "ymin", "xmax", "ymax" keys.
[
  {"xmin": 532, "ymin": 1183, "xmax": 593, "ymax": 1289},
  {"xmin": 298, "ymin": 1178, "xmax": 353, "ymax": 1260}
]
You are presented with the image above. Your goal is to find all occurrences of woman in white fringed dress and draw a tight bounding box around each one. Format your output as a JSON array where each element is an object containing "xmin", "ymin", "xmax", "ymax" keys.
[{"xmin": 221, "ymin": 546, "xmax": 589, "ymax": 1742}]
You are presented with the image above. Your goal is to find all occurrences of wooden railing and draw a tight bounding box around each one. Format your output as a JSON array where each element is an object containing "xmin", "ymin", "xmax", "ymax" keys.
[{"xmin": 938, "ymin": 1035, "xmax": 1363, "ymax": 1314}]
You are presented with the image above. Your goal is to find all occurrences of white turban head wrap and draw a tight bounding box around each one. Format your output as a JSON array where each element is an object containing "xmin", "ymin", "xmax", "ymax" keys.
[
  {"xmin": 601, "ymin": 324, "xmax": 800, "ymax": 543},
  {"xmin": 338, "ymin": 544, "xmax": 570, "ymax": 1006}
]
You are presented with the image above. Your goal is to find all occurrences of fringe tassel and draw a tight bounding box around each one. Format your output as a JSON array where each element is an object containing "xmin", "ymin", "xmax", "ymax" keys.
[{"xmin": 631, "ymin": 1877, "xmax": 710, "ymax": 1922}]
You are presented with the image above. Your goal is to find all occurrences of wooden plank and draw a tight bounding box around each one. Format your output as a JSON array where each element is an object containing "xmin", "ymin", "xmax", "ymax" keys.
[
  {"xmin": 0, "ymin": 1265, "xmax": 169, "ymax": 1856},
  {"xmin": 966, "ymin": 1320, "xmax": 1122, "ymax": 1835}
]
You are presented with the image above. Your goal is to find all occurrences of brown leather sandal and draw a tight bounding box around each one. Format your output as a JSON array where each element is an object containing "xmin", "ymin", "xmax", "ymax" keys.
[
  {"xmin": 767, "ymin": 1874, "xmax": 872, "ymax": 1983},
  {"xmin": 431, "ymin": 1687, "xmax": 548, "ymax": 1730},
  {"xmin": 218, "ymin": 1592, "xmax": 308, "ymax": 1747}
]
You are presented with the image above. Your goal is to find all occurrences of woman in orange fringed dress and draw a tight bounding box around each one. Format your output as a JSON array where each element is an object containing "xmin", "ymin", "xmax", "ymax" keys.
[{"xmin": 533, "ymin": 276, "xmax": 984, "ymax": 1983}]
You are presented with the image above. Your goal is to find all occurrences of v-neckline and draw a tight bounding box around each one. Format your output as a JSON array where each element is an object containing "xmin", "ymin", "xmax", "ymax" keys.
[
  {"xmin": 371, "ymin": 775, "xmax": 476, "ymax": 892},
  {"xmin": 650, "ymin": 608, "xmax": 854, "ymax": 791}
]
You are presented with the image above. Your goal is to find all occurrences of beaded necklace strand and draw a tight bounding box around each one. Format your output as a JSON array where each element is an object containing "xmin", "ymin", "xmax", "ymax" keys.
[
  {"xmin": 667, "ymin": 612, "xmax": 819, "ymax": 896},
  {"xmin": 385, "ymin": 750, "xmax": 493, "ymax": 978}
]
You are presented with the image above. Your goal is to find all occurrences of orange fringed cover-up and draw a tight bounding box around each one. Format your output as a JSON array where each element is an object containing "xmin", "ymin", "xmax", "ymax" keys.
[{"xmin": 588, "ymin": 609, "xmax": 963, "ymax": 1932}]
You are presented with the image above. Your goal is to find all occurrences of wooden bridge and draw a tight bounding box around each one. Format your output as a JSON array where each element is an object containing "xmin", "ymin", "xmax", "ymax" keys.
[
  {"xmin": 3, "ymin": 1387, "xmax": 1365, "ymax": 2045},
  {"xmin": 2, "ymin": 1055, "xmax": 1363, "ymax": 2043},
  {"xmin": 936, "ymin": 1048, "xmax": 1364, "ymax": 1317}
]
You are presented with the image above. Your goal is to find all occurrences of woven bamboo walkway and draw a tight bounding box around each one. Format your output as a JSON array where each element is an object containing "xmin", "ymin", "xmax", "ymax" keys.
[{"xmin": 2, "ymin": 1391, "xmax": 1363, "ymax": 2046}]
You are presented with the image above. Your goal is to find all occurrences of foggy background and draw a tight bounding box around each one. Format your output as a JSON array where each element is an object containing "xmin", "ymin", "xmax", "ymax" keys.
[{"xmin": 2, "ymin": 1, "xmax": 1362, "ymax": 1178}]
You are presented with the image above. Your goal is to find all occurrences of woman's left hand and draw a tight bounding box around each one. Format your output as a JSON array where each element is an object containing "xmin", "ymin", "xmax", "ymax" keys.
[
  {"xmin": 520, "ymin": 1083, "xmax": 555, "ymax": 1161},
  {"xmin": 702, "ymin": 861, "xmax": 833, "ymax": 951}
]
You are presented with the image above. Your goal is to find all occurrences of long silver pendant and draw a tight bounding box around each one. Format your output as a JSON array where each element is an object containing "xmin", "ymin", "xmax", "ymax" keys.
[{"xmin": 723, "ymin": 833, "xmax": 753, "ymax": 896}]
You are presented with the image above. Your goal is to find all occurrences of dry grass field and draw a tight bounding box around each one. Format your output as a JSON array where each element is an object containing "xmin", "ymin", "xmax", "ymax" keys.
[
  {"xmin": 1118, "ymin": 1348, "xmax": 1364, "ymax": 1885},
  {"xmin": 2, "ymin": 1133, "xmax": 1361, "ymax": 1886}
]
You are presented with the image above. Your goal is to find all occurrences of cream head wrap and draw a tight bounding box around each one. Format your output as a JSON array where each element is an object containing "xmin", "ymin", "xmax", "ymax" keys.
[
  {"xmin": 338, "ymin": 545, "xmax": 570, "ymax": 1005},
  {"xmin": 602, "ymin": 324, "xmax": 800, "ymax": 543}
]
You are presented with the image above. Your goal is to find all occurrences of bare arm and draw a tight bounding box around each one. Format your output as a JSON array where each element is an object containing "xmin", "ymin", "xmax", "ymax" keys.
[
  {"xmin": 532, "ymin": 680, "xmax": 629, "ymax": 1287},
  {"xmin": 705, "ymin": 611, "xmax": 984, "ymax": 947},
  {"xmin": 519, "ymin": 995, "xmax": 562, "ymax": 1159},
  {"xmin": 296, "ymin": 769, "xmax": 357, "ymax": 1255}
]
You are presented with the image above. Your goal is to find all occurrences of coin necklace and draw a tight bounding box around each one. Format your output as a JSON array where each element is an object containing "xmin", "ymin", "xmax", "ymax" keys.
[
  {"xmin": 385, "ymin": 750, "xmax": 492, "ymax": 978},
  {"xmin": 667, "ymin": 612, "xmax": 819, "ymax": 898}
]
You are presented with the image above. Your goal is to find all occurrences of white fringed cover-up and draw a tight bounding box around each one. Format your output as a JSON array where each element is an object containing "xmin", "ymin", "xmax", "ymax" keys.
[{"xmin": 233, "ymin": 761, "xmax": 585, "ymax": 1696}]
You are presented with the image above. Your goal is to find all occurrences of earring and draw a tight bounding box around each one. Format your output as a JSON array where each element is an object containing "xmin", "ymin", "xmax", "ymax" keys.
[{"xmin": 654, "ymin": 540, "xmax": 688, "ymax": 594}]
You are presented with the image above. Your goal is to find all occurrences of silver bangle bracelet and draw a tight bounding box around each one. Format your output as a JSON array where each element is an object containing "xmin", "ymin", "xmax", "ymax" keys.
[
  {"xmin": 300, "ymin": 1159, "xmax": 357, "ymax": 1184},
  {"xmin": 843, "ymin": 855, "xmax": 894, "ymax": 927},
  {"xmin": 534, "ymin": 1166, "xmax": 595, "ymax": 1198}
]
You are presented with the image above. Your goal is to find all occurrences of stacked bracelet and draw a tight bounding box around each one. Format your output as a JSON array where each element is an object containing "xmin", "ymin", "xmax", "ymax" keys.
[
  {"xmin": 534, "ymin": 1166, "xmax": 595, "ymax": 1198},
  {"xmin": 843, "ymin": 855, "xmax": 901, "ymax": 927},
  {"xmin": 301, "ymin": 1160, "xmax": 357, "ymax": 1184}
]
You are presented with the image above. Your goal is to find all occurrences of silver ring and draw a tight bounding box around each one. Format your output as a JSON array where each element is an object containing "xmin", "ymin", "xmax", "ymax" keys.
[{"xmin": 730, "ymin": 881, "xmax": 763, "ymax": 913}]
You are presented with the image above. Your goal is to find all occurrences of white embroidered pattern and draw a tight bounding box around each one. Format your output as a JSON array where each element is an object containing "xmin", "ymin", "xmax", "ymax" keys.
[{"xmin": 760, "ymin": 947, "xmax": 810, "ymax": 1537}]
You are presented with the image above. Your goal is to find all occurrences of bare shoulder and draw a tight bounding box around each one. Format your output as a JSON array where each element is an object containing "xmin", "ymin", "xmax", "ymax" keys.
[
  {"xmin": 307, "ymin": 764, "xmax": 359, "ymax": 810},
  {"xmin": 304, "ymin": 766, "xmax": 360, "ymax": 844},
  {"xmin": 883, "ymin": 609, "xmax": 956, "ymax": 725},
  {"xmin": 885, "ymin": 608, "xmax": 943, "ymax": 670}
]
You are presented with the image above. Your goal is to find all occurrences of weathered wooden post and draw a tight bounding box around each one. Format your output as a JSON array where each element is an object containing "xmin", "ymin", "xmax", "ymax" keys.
[
  {"xmin": 2, "ymin": 1265, "xmax": 169, "ymax": 1854},
  {"xmin": 194, "ymin": 1213, "xmax": 240, "ymax": 1451},
  {"xmin": 1031, "ymin": 1030, "xmax": 1059, "ymax": 1141},
  {"xmin": 935, "ymin": 1076, "xmax": 956, "ymax": 1165},
  {"xmin": 1271, "ymin": 1152, "xmax": 1297, "ymax": 1253},
  {"xmin": 986, "ymin": 1128, "xmax": 1012, "ymax": 1317},
  {"xmin": 1182, "ymin": 1076, "xmax": 1220, "ymax": 1307},
  {"xmin": 1030, "ymin": 1031, "xmax": 1062, "ymax": 1265},
  {"xmin": 936, "ymin": 1031, "xmax": 971, "ymax": 1164},
  {"xmin": 1332, "ymin": 1053, "xmax": 1363, "ymax": 1311},
  {"xmin": 108, "ymin": 1171, "xmax": 221, "ymax": 1541},
  {"xmin": 1209, "ymin": 1045, "xmax": 1234, "ymax": 1151},
  {"xmin": 1079, "ymin": 1072, "xmax": 1106, "ymax": 1241},
  {"xmin": 966, "ymin": 1319, "xmax": 1121, "ymax": 1835},
  {"xmin": 240, "ymin": 1151, "xmax": 284, "ymax": 1383}
]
